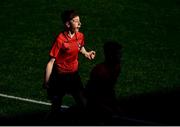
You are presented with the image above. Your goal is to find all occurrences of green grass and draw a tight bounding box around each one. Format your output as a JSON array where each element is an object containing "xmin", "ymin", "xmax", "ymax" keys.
[
  {"xmin": 0, "ymin": 97, "xmax": 49, "ymax": 117},
  {"xmin": 0, "ymin": 0, "xmax": 180, "ymax": 116}
]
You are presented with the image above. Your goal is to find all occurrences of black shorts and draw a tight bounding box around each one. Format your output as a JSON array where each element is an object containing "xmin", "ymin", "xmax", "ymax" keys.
[{"xmin": 47, "ymin": 68, "xmax": 84, "ymax": 100}]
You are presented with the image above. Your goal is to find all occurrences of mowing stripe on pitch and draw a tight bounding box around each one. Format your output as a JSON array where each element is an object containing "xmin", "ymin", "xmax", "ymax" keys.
[{"xmin": 0, "ymin": 93, "xmax": 69, "ymax": 108}]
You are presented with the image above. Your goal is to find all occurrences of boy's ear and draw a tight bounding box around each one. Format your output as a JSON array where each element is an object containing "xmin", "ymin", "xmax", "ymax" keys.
[{"xmin": 65, "ymin": 21, "xmax": 70, "ymax": 28}]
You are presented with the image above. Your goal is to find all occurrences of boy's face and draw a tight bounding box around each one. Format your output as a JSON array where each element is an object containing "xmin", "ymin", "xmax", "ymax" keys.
[{"xmin": 67, "ymin": 16, "xmax": 81, "ymax": 33}]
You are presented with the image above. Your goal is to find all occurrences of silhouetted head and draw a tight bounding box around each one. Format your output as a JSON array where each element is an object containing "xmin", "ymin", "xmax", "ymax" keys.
[{"xmin": 103, "ymin": 41, "xmax": 122, "ymax": 64}]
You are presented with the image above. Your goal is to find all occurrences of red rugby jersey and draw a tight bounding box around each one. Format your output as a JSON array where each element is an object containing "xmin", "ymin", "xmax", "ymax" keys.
[{"xmin": 49, "ymin": 31, "xmax": 84, "ymax": 73}]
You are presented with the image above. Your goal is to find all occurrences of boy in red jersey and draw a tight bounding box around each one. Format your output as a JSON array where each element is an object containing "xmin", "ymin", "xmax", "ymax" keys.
[{"xmin": 43, "ymin": 10, "xmax": 96, "ymax": 114}]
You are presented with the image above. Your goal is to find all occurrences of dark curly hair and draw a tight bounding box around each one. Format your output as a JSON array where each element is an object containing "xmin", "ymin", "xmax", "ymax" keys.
[{"xmin": 61, "ymin": 9, "xmax": 79, "ymax": 23}]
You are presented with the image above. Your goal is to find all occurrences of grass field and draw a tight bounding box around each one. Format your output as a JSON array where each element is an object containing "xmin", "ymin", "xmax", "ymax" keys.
[{"xmin": 0, "ymin": 0, "xmax": 180, "ymax": 119}]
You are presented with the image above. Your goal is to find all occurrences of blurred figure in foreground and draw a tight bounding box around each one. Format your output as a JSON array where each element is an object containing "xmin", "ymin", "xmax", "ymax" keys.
[{"xmin": 85, "ymin": 40, "xmax": 123, "ymax": 119}]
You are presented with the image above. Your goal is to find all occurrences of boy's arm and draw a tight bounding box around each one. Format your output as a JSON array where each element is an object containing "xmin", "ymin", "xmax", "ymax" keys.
[
  {"xmin": 80, "ymin": 46, "xmax": 96, "ymax": 60},
  {"xmin": 43, "ymin": 57, "xmax": 55, "ymax": 89}
]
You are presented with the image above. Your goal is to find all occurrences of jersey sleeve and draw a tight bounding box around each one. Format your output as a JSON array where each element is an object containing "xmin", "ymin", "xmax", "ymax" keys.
[{"xmin": 49, "ymin": 36, "xmax": 62, "ymax": 58}]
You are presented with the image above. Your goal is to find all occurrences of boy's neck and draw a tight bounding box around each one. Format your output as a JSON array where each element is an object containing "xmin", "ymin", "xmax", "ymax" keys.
[{"xmin": 68, "ymin": 30, "xmax": 75, "ymax": 38}]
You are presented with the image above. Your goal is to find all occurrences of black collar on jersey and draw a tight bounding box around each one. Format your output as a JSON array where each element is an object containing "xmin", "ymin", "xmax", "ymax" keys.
[
  {"xmin": 63, "ymin": 31, "xmax": 78, "ymax": 42},
  {"xmin": 63, "ymin": 31, "xmax": 81, "ymax": 49}
]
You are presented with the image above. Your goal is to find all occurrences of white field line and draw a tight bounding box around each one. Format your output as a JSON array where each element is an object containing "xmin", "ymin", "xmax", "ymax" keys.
[
  {"xmin": 0, "ymin": 93, "xmax": 69, "ymax": 108},
  {"xmin": 0, "ymin": 93, "xmax": 162, "ymax": 125}
]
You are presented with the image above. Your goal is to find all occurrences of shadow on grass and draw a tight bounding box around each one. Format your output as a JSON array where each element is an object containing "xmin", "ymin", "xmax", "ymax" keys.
[
  {"xmin": 0, "ymin": 87, "xmax": 180, "ymax": 126},
  {"xmin": 119, "ymin": 87, "xmax": 180, "ymax": 125}
]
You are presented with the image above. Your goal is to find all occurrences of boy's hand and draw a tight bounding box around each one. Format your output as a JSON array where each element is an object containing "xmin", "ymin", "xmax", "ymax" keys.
[
  {"xmin": 80, "ymin": 47, "xmax": 96, "ymax": 60},
  {"xmin": 85, "ymin": 51, "xmax": 96, "ymax": 60},
  {"xmin": 90, "ymin": 51, "xmax": 96, "ymax": 59}
]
